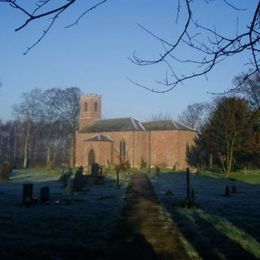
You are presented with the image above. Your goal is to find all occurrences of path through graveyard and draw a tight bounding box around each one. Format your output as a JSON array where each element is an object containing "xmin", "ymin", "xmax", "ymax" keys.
[{"xmin": 109, "ymin": 172, "xmax": 189, "ymax": 259}]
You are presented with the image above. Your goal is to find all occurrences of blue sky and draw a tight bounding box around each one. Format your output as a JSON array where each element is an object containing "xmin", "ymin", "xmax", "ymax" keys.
[{"xmin": 0, "ymin": 0, "xmax": 258, "ymax": 122}]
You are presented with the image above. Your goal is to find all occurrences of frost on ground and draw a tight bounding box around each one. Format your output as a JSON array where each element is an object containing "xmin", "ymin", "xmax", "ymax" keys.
[
  {"xmin": 0, "ymin": 169, "xmax": 128, "ymax": 259},
  {"xmin": 151, "ymin": 173, "xmax": 260, "ymax": 259}
]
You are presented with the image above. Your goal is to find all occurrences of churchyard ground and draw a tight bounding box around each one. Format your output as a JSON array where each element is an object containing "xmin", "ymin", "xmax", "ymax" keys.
[{"xmin": 0, "ymin": 168, "xmax": 259, "ymax": 259}]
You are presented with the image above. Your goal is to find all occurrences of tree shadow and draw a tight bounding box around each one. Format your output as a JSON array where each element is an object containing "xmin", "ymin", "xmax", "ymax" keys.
[{"xmin": 163, "ymin": 202, "xmax": 258, "ymax": 259}]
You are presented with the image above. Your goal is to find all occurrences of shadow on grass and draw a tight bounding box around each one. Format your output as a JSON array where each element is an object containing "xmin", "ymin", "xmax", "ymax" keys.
[
  {"xmin": 154, "ymin": 172, "xmax": 260, "ymax": 242},
  {"xmin": 157, "ymin": 196, "xmax": 258, "ymax": 259}
]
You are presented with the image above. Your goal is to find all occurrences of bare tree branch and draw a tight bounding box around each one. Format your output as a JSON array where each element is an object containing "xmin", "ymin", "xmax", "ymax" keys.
[
  {"xmin": 130, "ymin": 0, "xmax": 260, "ymax": 93},
  {"xmin": 1, "ymin": 0, "xmax": 108, "ymax": 54},
  {"xmin": 65, "ymin": 0, "xmax": 108, "ymax": 28}
]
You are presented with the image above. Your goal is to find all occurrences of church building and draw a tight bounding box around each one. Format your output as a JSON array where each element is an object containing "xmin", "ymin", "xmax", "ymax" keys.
[{"xmin": 75, "ymin": 94, "xmax": 196, "ymax": 169}]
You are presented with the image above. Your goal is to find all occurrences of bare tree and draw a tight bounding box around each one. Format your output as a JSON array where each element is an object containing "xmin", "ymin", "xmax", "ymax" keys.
[
  {"xmin": 129, "ymin": 1, "xmax": 260, "ymax": 93},
  {"xmin": 149, "ymin": 112, "xmax": 172, "ymax": 121},
  {"xmin": 178, "ymin": 102, "xmax": 209, "ymax": 130},
  {"xmin": 13, "ymin": 88, "xmax": 43, "ymax": 168},
  {"xmin": 54, "ymin": 87, "xmax": 81, "ymax": 167},
  {"xmin": 40, "ymin": 88, "xmax": 61, "ymax": 167},
  {"xmin": 2, "ymin": 1, "xmax": 259, "ymax": 91},
  {"xmin": 0, "ymin": 0, "xmax": 108, "ymax": 54},
  {"xmin": 233, "ymin": 70, "xmax": 260, "ymax": 110}
]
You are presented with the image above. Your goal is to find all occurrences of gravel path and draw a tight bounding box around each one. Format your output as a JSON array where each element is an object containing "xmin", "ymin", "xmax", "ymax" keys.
[{"xmin": 109, "ymin": 173, "xmax": 189, "ymax": 259}]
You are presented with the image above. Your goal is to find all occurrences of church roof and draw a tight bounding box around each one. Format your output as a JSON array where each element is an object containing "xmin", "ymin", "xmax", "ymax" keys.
[
  {"xmin": 142, "ymin": 120, "xmax": 195, "ymax": 131},
  {"xmin": 85, "ymin": 134, "xmax": 113, "ymax": 142},
  {"xmin": 79, "ymin": 117, "xmax": 145, "ymax": 133}
]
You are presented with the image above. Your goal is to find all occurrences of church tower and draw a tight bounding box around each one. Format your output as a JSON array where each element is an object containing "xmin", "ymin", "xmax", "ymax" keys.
[{"xmin": 79, "ymin": 94, "xmax": 102, "ymax": 129}]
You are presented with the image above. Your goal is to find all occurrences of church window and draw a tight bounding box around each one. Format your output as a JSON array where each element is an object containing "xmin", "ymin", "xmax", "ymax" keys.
[
  {"xmin": 120, "ymin": 139, "xmax": 126, "ymax": 158},
  {"xmin": 88, "ymin": 149, "xmax": 95, "ymax": 166},
  {"xmin": 85, "ymin": 102, "xmax": 88, "ymax": 111},
  {"xmin": 94, "ymin": 102, "xmax": 98, "ymax": 112}
]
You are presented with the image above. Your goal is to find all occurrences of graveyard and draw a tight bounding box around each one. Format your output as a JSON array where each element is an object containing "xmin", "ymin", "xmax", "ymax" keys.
[{"xmin": 0, "ymin": 167, "xmax": 259, "ymax": 259}]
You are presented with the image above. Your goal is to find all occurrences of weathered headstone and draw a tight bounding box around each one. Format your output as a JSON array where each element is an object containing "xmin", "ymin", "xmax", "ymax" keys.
[
  {"xmin": 91, "ymin": 162, "xmax": 100, "ymax": 176},
  {"xmin": 23, "ymin": 183, "xmax": 33, "ymax": 206},
  {"xmin": 231, "ymin": 185, "xmax": 237, "ymax": 193},
  {"xmin": 63, "ymin": 175, "xmax": 72, "ymax": 198},
  {"xmin": 155, "ymin": 166, "xmax": 160, "ymax": 177},
  {"xmin": 225, "ymin": 186, "xmax": 230, "ymax": 196},
  {"xmin": 73, "ymin": 166, "xmax": 84, "ymax": 191},
  {"xmin": 1, "ymin": 161, "xmax": 10, "ymax": 179},
  {"xmin": 60, "ymin": 169, "xmax": 72, "ymax": 188},
  {"xmin": 40, "ymin": 186, "xmax": 50, "ymax": 203}
]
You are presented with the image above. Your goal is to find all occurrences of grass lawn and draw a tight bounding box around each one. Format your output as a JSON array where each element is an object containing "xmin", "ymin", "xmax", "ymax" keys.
[
  {"xmin": 197, "ymin": 169, "xmax": 260, "ymax": 184},
  {"xmin": 0, "ymin": 168, "xmax": 128, "ymax": 259},
  {"xmin": 150, "ymin": 171, "xmax": 260, "ymax": 259},
  {"xmin": 1, "ymin": 168, "xmax": 259, "ymax": 259}
]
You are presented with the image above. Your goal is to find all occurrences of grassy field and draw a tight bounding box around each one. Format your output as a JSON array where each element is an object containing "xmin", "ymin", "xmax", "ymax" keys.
[
  {"xmin": 0, "ymin": 168, "xmax": 259, "ymax": 259},
  {"xmin": 197, "ymin": 169, "xmax": 260, "ymax": 184},
  {"xmin": 0, "ymin": 168, "xmax": 129, "ymax": 259},
  {"xmin": 151, "ymin": 171, "xmax": 260, "ymax": 259}
]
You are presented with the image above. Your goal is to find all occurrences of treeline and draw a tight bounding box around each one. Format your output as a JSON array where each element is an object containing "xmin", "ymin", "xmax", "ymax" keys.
[
  {"xmin": 0, "ymin": 87, "xmax": 80, "ymax": 168},
  {"xmin": 182, "ymin": 72, "xmax": 260, "ymax": 176}
]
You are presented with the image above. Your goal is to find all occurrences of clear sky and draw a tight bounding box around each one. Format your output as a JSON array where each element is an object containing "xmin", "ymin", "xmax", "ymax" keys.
[{"xmin": 0, "ymin": 0, "xmax": 258, "ymax": 122}]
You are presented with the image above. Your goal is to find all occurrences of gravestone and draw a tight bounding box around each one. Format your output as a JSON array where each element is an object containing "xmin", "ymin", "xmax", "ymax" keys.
[
  {"xmin": 73, "ymin": 166, "xmax": 84, "ymax": 191},
  {"xmin": 225, "ymin": 186, "xmax": 230, "ymax": 196},
  {"xmin": 23, "ymin": 183, "xmax": 33, "ymax": 205},
  {"xmin": 91, "ymin": 162, "xmax": 100, "ymax": 176},
  {"xmin": 40, "ymin": 186, "xmax": 50, "ymax": 203},
  {"xmin": 60, "ymin": 168, "xmax": 73, "ymax": 188},
  {"xmin": 155, "ymin": 166, "xmax": 160, "ymax": 177}
]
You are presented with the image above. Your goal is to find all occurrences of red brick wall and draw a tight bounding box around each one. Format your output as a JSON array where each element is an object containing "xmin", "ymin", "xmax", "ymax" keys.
[
  {"xmin": 79, "ymin": 95, "xmax": 102, "ymax": 129},
  {"xmin": 148, "ymin": 130, "xmax": 196, "ymax": 169},
  {"xmin": 76, "ymin": 130, "xmax": 195, "ymax": 169},
  {"xmin": 76, "ymin": 131, "xmax": 147, "ymax": 168}
]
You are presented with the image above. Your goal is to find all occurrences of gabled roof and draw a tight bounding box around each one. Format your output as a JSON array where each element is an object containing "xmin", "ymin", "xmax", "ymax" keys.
[
  {"xmin": 79, "ymin": 117, "xmax": 145, "ymax": 133},
  {"xmin": 142, "ymin": 120, "xmax": 195, "ymax": 131},
  {"xmin": 85, "ymin": 134, "xmax": 113, "ymax": 142}
]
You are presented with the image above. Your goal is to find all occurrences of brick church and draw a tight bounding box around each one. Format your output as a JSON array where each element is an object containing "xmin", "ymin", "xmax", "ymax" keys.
[{"xmin": 75, "ymin": 94, "xmax": 196, "ymax": 169}]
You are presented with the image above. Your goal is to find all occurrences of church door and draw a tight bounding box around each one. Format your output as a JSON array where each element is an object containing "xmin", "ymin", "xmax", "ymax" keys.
[{"xmin": 88, "ymin": 149, "xmax": 95, "ymax": 166}]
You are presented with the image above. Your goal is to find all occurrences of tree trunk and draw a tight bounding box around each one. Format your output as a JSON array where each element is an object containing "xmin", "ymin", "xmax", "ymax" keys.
[
  {"xmin": 13, "ymin": 124, "xmax": 17, "ymax": 166},
  {"xmin": 46, "ymin": 144, "xmax": 51, "ymax": 167},
  {"xmin": 218, "ymin": 152, "xmax": 227, "ymax": 175},
  {"xmin": 23, "ymin": 121, "xmax": 31, "ymax": 168},
  {"xmin": 226, "ymin": 138, "xmax": 235, "ymax": 177},
  {"xmin": 69, "ymin": 134, "xmax": 76, "ymax": 167},
  {"xmin": 209, "ymin": 153, "xmax": 213, "ymax": 170}
]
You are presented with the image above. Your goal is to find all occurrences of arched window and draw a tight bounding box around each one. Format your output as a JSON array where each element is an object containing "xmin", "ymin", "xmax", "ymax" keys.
[
  {"xmin": 85, "ymin": 102, "xmax": 88, "ymax": 111},
  {"xmin": 88, "ymin": 149, "xmax": 95, "ymax": 166},
  {"xmin": 94, "ymin": 102, "xmax": 98, "ymax": 112},
  {"xmin": 119, "ymin": 139, "xmax": 126, "ymax": 158}
]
